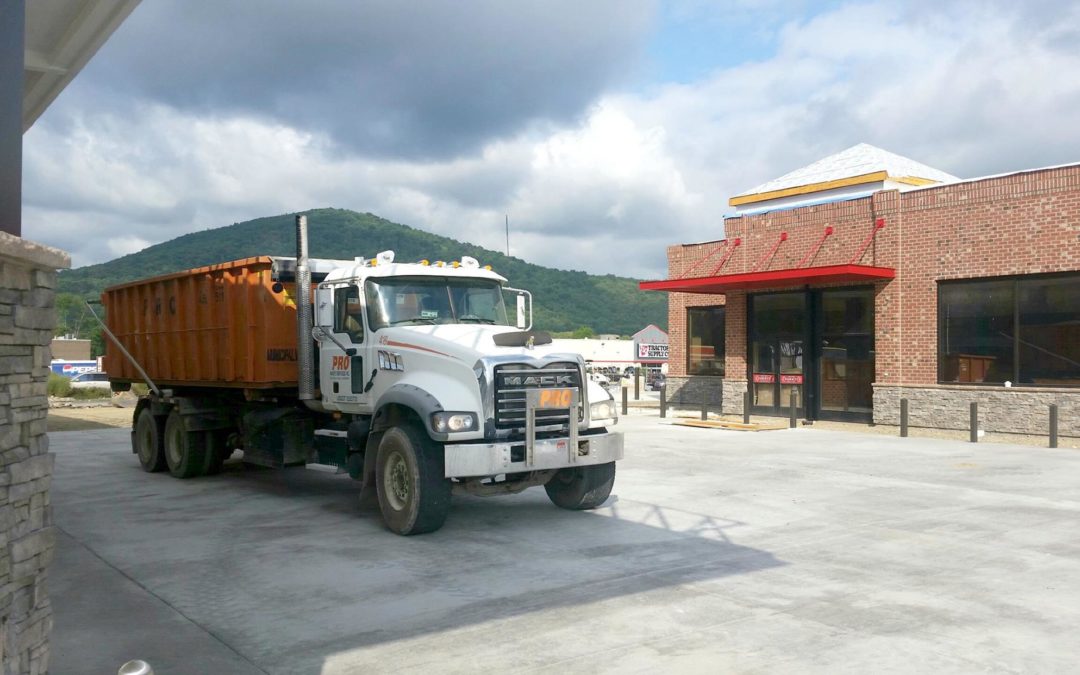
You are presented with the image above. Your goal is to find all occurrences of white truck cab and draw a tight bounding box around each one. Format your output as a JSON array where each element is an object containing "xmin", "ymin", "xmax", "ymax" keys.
[{"xmin": 302, "ymin": 250, "xmax": 623, "ymax": 534}]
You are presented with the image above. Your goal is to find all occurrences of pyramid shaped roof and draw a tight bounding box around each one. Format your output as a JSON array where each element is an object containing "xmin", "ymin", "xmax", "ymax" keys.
[{"xmin": 731, "ymin": 143, "xmax": 958, "ymax": 207}]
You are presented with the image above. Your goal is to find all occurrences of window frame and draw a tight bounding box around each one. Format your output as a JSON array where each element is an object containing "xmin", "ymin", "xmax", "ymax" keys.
[
  {"xmin": 937, "ymin": 271, "xmax": 1080, "ymax": 387},
  {"xmin": 686, "ymin": 305, "xmax": 726, "ymax": 377},
  {"xmin": 333, "ymin": 283, "xmax": 365, "ymax": 343}
]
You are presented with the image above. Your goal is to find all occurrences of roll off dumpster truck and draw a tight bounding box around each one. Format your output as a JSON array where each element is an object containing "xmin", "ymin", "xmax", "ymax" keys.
[{"xmin": 100, "ymin": 215, "xmax": 623, "ymax": 535}]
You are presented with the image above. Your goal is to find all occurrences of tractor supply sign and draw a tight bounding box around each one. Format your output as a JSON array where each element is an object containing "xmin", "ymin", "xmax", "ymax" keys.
[{"xmin": 637, "ymin": 343, "xmax": 669, "ymax": 360}]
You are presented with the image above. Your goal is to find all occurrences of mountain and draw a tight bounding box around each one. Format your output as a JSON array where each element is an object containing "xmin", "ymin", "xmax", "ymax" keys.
[{"xmin": 56, "ymin": 208, "xmax": 667, "ymax": 336}]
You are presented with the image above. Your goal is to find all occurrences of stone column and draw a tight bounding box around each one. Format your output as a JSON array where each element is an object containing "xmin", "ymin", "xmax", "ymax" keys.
[{"xmin": 0, "ymin": 232, "xmax": 70, "ymax": 675}]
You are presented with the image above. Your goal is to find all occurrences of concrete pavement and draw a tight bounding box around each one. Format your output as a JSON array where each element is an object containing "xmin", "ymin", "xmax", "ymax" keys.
[{"xmin": 49, "ymin": 415, "xmax": 1080, "ymax": 674}]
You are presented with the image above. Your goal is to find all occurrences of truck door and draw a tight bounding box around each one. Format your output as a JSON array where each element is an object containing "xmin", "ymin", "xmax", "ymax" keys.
[{"xmin": 318, "ymin": 283, "xmax": 369, "ymax": 408}]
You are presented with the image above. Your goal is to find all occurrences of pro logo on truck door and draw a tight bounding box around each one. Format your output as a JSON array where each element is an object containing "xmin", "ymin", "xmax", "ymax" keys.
[{"xmin": 330, "ymin": 355, "xmax": 351, "ymax": 379}]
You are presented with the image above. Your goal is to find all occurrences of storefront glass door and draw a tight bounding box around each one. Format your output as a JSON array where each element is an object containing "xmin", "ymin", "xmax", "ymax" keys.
[
  {"xmin": 749, "ymin": 292, "xmax": 807, "ymax": 415},
  {"xmin": 748, "ymin": 287, "xmax": 875, "ymax": 422}
]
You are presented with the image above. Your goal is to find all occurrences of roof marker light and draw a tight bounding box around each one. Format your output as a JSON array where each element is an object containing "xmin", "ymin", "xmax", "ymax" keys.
[
  {"xmin": 451, "ymin": 261, "xmax": 461, "ymax": 268},
  {"xmin": 419, "ymin": 259, "xmax": 430, "ymax": 266},
  {"xmin": 483, "ymin": 265, "xmax": 492, "ymax": 271},
  {"xmin": 461, "ymin": 256, "xmax": 479, "ymax": 268},
  {"xmin": 434, "ymin": 261, "xmax": 445, "ymax": 267}
]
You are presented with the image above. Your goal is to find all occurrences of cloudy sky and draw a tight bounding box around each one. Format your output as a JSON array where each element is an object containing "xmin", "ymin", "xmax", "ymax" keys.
[{"xmin": 22, "ymin": 0, "xmax": 1080, "ymax": 277}]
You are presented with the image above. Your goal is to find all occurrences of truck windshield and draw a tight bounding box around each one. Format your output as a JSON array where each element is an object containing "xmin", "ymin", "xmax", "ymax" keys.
[{"xmin": 365, "ymin": 276, "xmax": 510, "ymax": 329}]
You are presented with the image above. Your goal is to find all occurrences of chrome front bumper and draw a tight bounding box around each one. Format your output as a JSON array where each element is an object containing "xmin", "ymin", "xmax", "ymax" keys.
[{"xmin": 443, "ymin": 431, "xmax": 624, "ymax": 478}]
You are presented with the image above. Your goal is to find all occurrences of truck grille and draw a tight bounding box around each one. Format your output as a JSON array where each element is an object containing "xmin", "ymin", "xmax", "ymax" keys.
[{"xmin": 494, "ymin": 362, "xmax": 583, "ymax": 429}]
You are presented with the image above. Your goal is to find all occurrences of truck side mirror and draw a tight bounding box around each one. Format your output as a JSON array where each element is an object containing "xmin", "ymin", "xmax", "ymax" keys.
[{"xmin": 516, "ymin": 294, "xmax": 526, "ymax": 329}]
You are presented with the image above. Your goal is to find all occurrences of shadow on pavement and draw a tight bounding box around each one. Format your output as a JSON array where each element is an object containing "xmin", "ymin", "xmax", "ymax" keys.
[{"xmin": 50, "ymin": 429, "xmax": 784, "ymax": 674}]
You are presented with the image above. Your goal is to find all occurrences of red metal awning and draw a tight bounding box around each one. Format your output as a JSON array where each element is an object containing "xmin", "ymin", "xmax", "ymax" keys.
[{"xmin": 639, "ymin": 264, "xmax": 895, "ymax": 294}]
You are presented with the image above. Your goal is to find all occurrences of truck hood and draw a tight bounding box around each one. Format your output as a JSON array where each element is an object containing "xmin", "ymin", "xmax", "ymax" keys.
[
  {"xmin": 380, "ymin": 325, "xmax": 617, "ymax": 408},
  {"xmin": 379, "ymin": 325, "xmax": 575, "ymax": 364}
]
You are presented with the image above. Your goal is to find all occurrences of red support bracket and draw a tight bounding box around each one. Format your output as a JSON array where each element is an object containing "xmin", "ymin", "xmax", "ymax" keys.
[
  {"xmin": 680, "ymin": 240, "xmax": 728, "ymax": 279},
  {"xmin": 709, "ymin": 237, "xmax": 742, "ymax": 275},
  {"xmin": 752, "ymin": 232, "xmax": 787, "ymax": 272},
  {"xmin": 849, "ymin": 218, "xmax": 885, "ymax": 264},
  {"xmin": 797, "ymin": 226, "xmax": 834, "ymax": 268}
]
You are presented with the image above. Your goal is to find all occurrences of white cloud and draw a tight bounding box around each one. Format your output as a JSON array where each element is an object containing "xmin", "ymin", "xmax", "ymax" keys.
[
  {"xmin": 23, "ymin": 102, "xmax": 695, "ymax": 277},
  {"xmin": 106, "ymin": 235, "xmax": 152, "ymax": 258},
  {"xmin": 22, "ymin": 0, "xmax": 1080, "ymax": 279}
]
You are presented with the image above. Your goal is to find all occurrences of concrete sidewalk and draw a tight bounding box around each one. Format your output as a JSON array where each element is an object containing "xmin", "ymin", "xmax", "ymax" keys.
[{"xmin": 49, "ymin": 417, "xmax": 1080, "ymax": 674}]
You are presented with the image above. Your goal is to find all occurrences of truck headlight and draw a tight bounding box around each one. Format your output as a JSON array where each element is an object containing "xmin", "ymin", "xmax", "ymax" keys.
[
  {"xmin": 590, "ymin": 400, "xmax": 617, "ymax": 421},
  {"xmin": 431, "ymin": 412, "xmax": 479, "ymax": 433}
]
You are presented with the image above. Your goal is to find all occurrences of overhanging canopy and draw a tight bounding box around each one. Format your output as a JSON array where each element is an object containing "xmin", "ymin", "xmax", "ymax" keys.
[{"xmin": 639, "ymin": 264, "xmax": 895, "ymax": 294}]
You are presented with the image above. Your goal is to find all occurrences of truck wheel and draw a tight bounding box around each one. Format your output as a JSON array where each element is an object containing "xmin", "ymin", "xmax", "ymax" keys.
[
  {"xmin": 133, "ymin": 408, "xmax": 167, "ymax": 473},
  {"xmin": 545, "ymin": 462, "xmax": 616, "ymax": 510},
  {"xmin": 375, "ymin": 425, "xmax": 451, "ymax": 535},
  {"xmin": 164, "ymin": 410, "xmax": 208, "ymax": 479}
]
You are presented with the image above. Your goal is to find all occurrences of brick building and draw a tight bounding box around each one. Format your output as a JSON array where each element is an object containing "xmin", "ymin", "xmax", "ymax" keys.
[{"xmin": 642, "ymin": 144, "xmax": 1079, "ymax": 436}]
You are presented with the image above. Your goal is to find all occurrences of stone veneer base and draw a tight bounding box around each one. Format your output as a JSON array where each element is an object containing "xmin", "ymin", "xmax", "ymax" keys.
[
  {"xmin": 874, "ymin": 383, "xmax": 1079, "ymax": 437},
  {"xmin": 665, "ymin": 376, "xmax": 748, "ymax": 415},
  {"xmin": 1, "ymin": 231, "xmax": 69, "ymax": 675}
]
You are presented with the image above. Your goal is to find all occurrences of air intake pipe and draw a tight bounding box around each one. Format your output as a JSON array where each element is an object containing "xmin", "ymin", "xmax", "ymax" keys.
[{"xmin": 295, "ymin": 214, "xmax": 315, "ymax": 402}]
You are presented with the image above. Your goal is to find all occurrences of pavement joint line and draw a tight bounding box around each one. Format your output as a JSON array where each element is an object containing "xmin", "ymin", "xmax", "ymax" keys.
[{"xmin": 55, "ymin": 525, "xmax": 271, "ymax": 675}]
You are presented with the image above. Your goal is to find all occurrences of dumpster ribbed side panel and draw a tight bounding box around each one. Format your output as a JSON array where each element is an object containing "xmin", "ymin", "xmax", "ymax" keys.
[{"xmin": 101, "ymin": 257, "xmax": 308, "ymax": 389}]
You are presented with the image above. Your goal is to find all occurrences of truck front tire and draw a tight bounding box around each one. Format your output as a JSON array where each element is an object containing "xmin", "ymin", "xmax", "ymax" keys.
[
  {"xmin": 133, "ymin": 408, "xmax": 167, "ymax": 473},
  {"xmin": 375, "ymin": 425, "xmax": 451, "ymax": 535},
  {"xmin": 545, "ymin": 462, "xmax": 616, "ymax": 510},
  {"xmin": 164, "ymin": 410, "xmax": 209, "ymax": 479}
]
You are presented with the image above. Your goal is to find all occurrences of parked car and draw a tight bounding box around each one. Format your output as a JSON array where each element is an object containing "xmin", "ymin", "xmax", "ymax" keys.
[
  {"xmin": 648, "ymin": 374, "xmax": 666, "ymax": 391},
  {"xmin": 69, "ymin": 371, "xmax": 110, "ymax": 390}
]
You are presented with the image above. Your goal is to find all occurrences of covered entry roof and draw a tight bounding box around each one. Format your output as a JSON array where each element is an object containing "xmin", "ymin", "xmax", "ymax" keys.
[
  {"xmin": 23, "ymin": 0, "xmax": 142, "ymax": 131},
  {"xmin": 639, "ymin": 264, "xmax": 894, "ymax": 294}
]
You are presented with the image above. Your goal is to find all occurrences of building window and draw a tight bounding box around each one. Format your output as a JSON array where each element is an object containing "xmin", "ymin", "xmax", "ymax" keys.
[
  {"xmin": 1019, "ymin": 276, "xmax": 1080, "ymax": 385},
  {"xmin": 938, "ymin": 273, "xmax": 1079, "ymax": 386},
  {"xmin": 688, "ymin": 307, "xmax": 725, "ymax": 376}
]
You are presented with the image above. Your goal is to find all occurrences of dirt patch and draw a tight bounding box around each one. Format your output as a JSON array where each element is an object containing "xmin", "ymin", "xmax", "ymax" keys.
[{"xmin": 48, "ymin": 404, "xmax": 134, "ymax": 432}]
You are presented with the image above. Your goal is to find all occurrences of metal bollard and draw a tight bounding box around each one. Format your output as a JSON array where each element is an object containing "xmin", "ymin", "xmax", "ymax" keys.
[
  {"xmin": 621, "ymin": 385, "xmax": 628, "ymax": 416},
  {"xmin": 634, "ymin": 368, "xmax": 640, "ymax": 400},
  {"xmin": 789, "ymin": 390, "xmax": 797, "ymax": 428},
  {"xmin": 743, "ymin": 390, "xmax": 751, "ymax": 425},
  {"xmin": 970, "ymin": 401, "xmax": 978, "ymax": 443},
  {"xmin": 660, "ymin": 384, "xmax": 667, "ymax": 418},
  {"xmin": 1050, "ymin": 404, "xmax": 1058, "ymax": 448},
  {"xmin": 701, "ymin": 388, "xmax": 708, "ymax": 421},
  {"xmin": 900, "ymin": 398, "xmax": 909, "ymax": 438}
]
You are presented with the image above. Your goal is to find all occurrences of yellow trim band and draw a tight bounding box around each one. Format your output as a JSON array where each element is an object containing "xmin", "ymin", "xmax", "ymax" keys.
[
  {"xmin": 891, "ymin": 175, "xmax": 938, "ymax": 186},
  {"xmin": 729, "ymin": 171, "xmax": 889, "ymax": 206}
]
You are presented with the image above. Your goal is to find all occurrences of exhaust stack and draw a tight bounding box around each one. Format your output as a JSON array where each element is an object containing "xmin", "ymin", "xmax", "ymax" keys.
[{"xmin": 295, "ymin": 214, "xmax": 315, "ymax": 401}]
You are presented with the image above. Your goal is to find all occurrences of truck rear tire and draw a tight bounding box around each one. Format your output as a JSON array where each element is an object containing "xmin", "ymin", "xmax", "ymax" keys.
[
  {"xmin": 133, "ymin": 408, "xmax": 167, "ymax": 473},
  {"xmin": 545, "ymin": 462, "xmax": 616, "ymax": 510},
  {"xmin": 164, "ymin": 410, "xmax": 208, "ymax": 479},
  {"xmin": 375, "ymin": 425, "xmax": 451, "ymax": 535}
]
